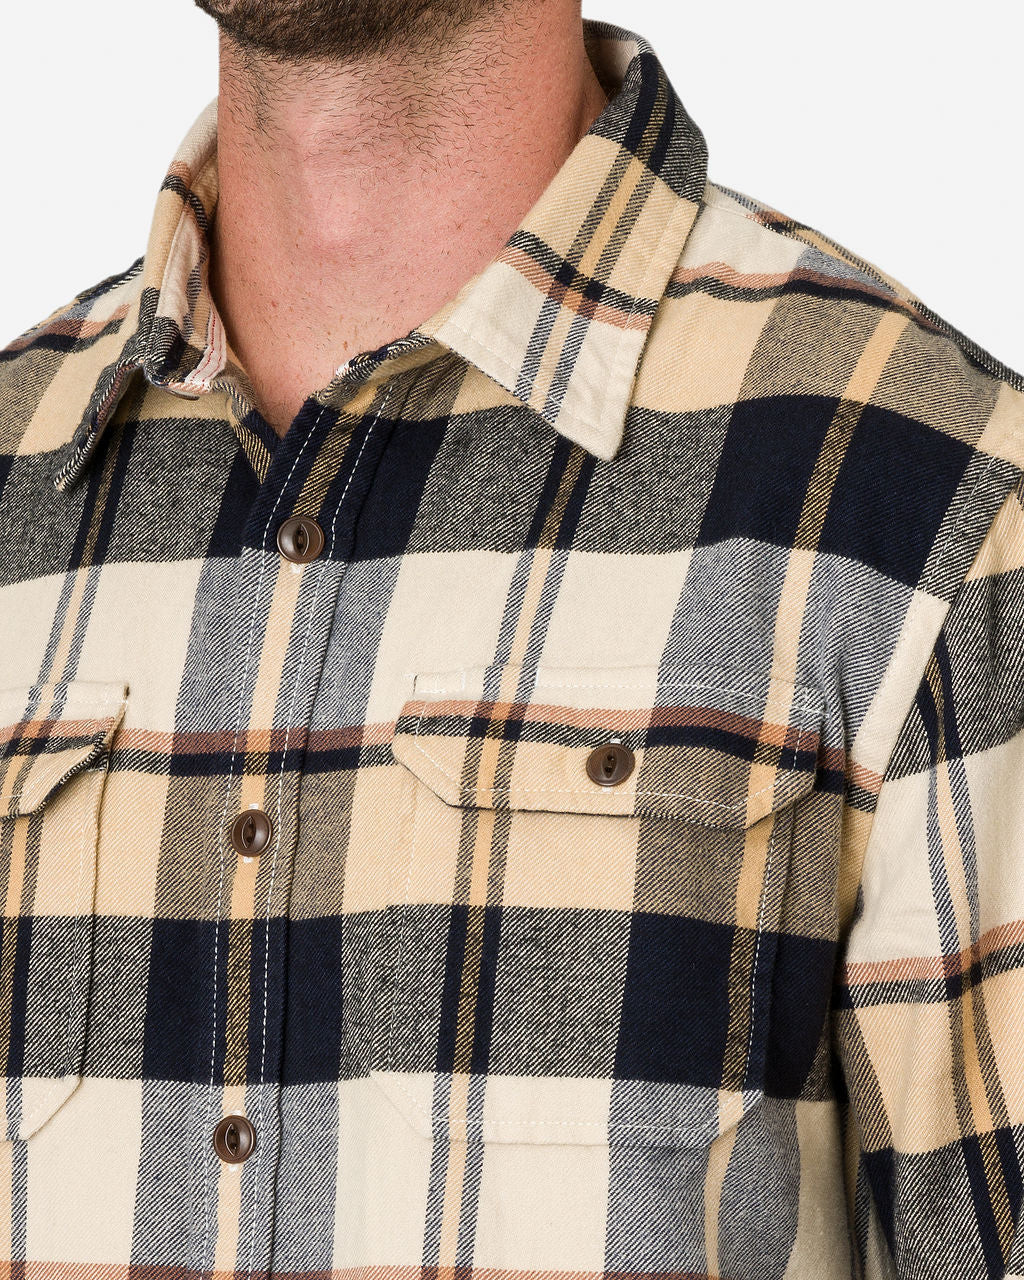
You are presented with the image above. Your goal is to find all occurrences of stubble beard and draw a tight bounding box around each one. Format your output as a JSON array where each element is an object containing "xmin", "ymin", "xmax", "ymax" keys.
[{"xmin": 193, "ymin": 0, "xmax": 500, "ymax": 63}]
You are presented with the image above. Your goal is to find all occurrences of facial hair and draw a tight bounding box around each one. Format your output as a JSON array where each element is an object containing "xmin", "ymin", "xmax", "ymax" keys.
[{"xmin": 193, "ymin": 0, "xmax": 501, "ymax": 63}]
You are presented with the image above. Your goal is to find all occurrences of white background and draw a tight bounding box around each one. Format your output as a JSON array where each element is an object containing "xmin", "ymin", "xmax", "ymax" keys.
[{"xmin": 3, "ymin": 0, "xmax": 1021, "ymax": 371}]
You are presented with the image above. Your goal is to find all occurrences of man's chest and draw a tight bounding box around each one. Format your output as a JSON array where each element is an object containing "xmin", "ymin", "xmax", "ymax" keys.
[{"xmin": 0, "ymin": 375, "xmax": 888, "ymax": 1274}]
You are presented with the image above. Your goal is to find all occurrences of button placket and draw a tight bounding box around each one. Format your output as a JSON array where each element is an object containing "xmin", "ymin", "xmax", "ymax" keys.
[
  {"xmin": 193, "ymin": 382, "xmax": 406, "ymax": 1278},
  {"xmin": 194, "ymin": 494, "xmax": 328, "ymax": 1271}
]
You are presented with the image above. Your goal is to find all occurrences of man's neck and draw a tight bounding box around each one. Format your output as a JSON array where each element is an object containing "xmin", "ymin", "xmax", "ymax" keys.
[{"xmin": 209, "ymin": 3, "xmax": 609, "ymax": 437}]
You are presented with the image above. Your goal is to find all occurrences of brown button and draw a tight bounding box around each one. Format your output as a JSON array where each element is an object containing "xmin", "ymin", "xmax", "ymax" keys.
[
  {"xmin": 213, "ymin": 1114, "xmax": 256, "ymax": 1164},
  {"xmin": 277, "ymin": 516, "xmax": 325, "ymax": 564},
  {"xmin": 586, "ymin": 742, "xmax": 635, "ymax": 787},
  {"xmin": 229, "ymin": 809, "xmax": 273, "ymax": 857}
]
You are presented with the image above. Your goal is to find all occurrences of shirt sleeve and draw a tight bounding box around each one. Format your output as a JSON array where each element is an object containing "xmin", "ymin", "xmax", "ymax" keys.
[{"xmin": 834, "ymin": 477, "xmax": 1024, "ymax": 1279}]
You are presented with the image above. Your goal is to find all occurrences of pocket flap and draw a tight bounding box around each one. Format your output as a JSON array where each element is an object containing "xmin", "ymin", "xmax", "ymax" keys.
[
  {"xmin": 0, "ymin": 682, "xmax": 128, "ymax": 818},
  {"xmin": 391, "ymin": 664, "xmax": 823, "ymax": 828}
]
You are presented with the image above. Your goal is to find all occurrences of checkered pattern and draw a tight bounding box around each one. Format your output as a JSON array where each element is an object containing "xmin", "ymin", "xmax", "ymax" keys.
[{"xmin": 1, "ymin": 18, "xmax": 1023, "ymax": 1280}]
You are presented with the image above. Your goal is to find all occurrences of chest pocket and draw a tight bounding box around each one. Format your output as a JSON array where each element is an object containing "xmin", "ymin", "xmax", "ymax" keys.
[
  {"xmin": 0, "ymin": 680, "xmax": 126, "ymax": 1141},
  {"xmin": 378, "ymin": 663, "xmax": 824, "ymax": 1148}
]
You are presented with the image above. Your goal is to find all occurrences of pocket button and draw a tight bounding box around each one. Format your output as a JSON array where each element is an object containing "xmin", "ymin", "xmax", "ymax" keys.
[{"xmin": 586, "ymin": 742, "xmax": 635, "ymax": 787}]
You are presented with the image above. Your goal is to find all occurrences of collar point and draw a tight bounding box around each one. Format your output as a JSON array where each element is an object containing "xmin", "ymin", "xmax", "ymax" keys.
[{"xmin": 542, "ymin": 401, "xmax": 627, "ymax": 463}]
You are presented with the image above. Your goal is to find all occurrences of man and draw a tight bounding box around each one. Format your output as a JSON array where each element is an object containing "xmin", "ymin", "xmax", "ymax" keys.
[{"xmin": 0, "ymin": 0, "xmax": 1021, "ymax": 1277}]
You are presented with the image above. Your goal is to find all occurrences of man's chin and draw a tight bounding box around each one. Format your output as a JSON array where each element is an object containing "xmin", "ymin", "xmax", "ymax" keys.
[{"xmin": 191, "ymin": 0, "xmax": 498, "ymax": 64}]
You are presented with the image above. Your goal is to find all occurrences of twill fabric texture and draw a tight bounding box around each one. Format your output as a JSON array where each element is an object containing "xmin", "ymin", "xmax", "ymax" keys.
[{"xmin": 1, "ymin": 20, "xmax": 1024, "ymax": 1280}]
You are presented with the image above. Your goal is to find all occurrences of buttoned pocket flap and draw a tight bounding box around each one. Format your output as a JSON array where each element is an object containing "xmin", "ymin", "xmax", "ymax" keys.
[
  {"xmin": 0, "ymin": 680, "xmax": 127, "ymax": 1140},
  {"xmin": 381, "ymin": 663, "xmax": 825, "ymax": 1149},
  {"xmin": 391, "ymin": 664, "xmax": 823, "ymax": 827}
]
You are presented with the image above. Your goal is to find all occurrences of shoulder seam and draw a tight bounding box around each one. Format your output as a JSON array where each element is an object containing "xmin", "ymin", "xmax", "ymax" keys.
[
  {"xmin": 702, "ymin": 182, "xmax": 1024, "ymax": 396},
  {"xmin": 2, "ymin": 257, "xmax": 144, "ymax": 357}
]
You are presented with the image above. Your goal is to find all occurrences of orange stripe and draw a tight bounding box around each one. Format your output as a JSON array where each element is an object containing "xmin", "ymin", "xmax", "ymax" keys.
[
  {"xmin": 1, "ymin": 304, "xmax": 133, "ymax": 352},
  {"xmin": 405, "ymin": 696, "xmax": 817, "ymax": 748},
  {"xmin": 842, "ymin": 918, "xmax": 1024, "ymax": 987}
]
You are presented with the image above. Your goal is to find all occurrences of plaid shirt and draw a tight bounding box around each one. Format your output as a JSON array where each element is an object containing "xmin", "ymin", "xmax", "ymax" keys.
[{"xmin": 2, "ymin": 19, "xmax": 1023, "ymax": 1280}]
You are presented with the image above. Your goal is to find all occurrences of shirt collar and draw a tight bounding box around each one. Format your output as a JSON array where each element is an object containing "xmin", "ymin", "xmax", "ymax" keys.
[{"xmin": 57, "ymin": 20, "xmax": 707, "ymax": 490}]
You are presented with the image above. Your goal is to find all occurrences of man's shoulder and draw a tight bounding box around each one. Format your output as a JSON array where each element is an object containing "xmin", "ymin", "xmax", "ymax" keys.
[
  {"xmin": 0, "ymin": 259, "xmax": 145, "ymax": 460},
  {"xmin": 669, "ymin": 177, "xmax": 1024, "ymax": 409},
  {"xmin": 632, "ymin": 178, "xmax": 1024, "ymax": 604},
  {"xmin": 643, "ymin": 173, "xmax": 1024, "ymax": 473}
]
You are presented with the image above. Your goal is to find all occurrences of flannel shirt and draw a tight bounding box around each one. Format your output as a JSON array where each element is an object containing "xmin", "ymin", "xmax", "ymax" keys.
[{"xmin": 1, "ymin": 18, "xmax": 1024, "ymax": 1280}]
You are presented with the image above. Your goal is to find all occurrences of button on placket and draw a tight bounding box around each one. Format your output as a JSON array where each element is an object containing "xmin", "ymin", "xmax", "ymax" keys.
[
  {"xmin": 213, "ymin": 1114, "xmax": 256, "ymax": 1164},
  {"xmin": 229, "ymin": 807, "xmax": 274, "ymax": 861},
  {"xmin": 277, "ymin": 516, "xmax": 325, "ymax": 565}
]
